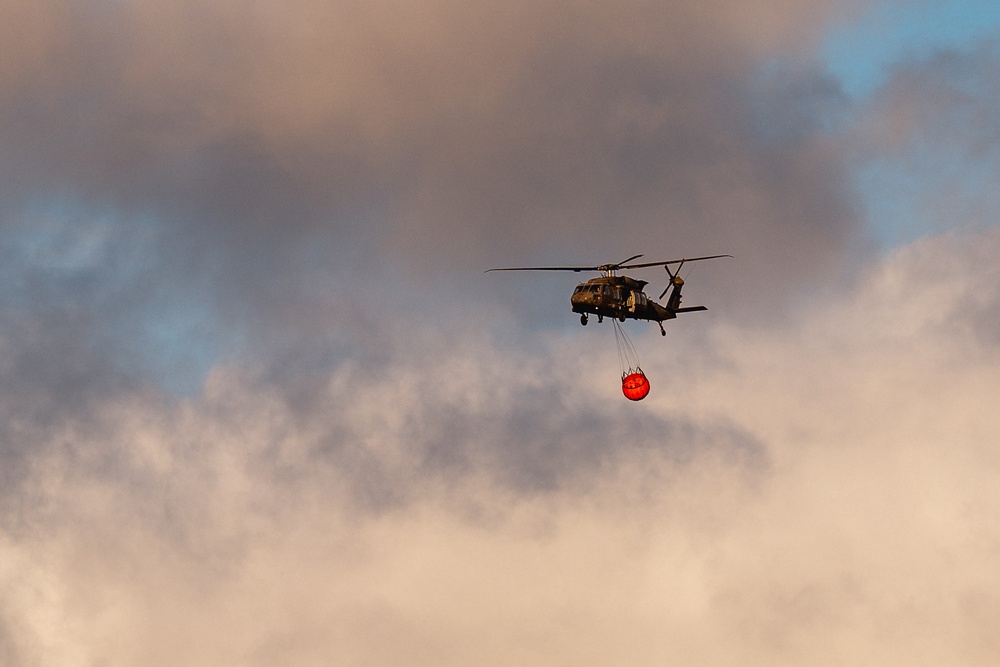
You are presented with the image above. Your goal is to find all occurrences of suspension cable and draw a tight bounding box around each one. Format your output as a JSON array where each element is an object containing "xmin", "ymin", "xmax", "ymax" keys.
[{"xmin": 613, "ymin": 319, "xmax": 641, "ymax": 376}]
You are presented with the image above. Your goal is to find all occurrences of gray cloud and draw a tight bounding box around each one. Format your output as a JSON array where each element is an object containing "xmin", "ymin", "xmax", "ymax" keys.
[
  {"xmin": 0, "ymin": 0, "xmax": 876, "ymax": 436},
  {"xmin": 7, "ymin": 0, "xmax": 1000, "ymax": 664},
  {"xmin": 1, "ymin": 0, "xmax": 866, "ymax": 332}
]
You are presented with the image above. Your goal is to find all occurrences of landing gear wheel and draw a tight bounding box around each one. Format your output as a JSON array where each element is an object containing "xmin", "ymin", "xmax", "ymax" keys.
[
  {"xmin": 580, "ymin": 314, "xmax": 588, "ymax": 326},
  {"xmin": 659, "ymin": 323, "xmax": 666, "ymax": 336},
  {"xmin": 618, "ymin": 314, "xmax": 626, "ymax": 322},
  {"xmin": 597, "ymin": 314, "xmax": 604, "ymax": 323}
]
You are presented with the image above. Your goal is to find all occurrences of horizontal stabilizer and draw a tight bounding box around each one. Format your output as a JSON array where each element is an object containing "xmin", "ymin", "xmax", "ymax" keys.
[{"xmin": 674, "ymin": 306, "xmax": 707, "ymax": 313}]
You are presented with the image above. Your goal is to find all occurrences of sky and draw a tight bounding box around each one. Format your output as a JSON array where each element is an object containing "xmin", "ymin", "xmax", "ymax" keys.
[{"xmin": 2, "ymin": 0, "xmax": 1000, "ymax": 664}]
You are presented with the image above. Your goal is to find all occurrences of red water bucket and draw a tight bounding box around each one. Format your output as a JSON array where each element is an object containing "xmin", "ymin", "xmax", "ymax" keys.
[{"xmin": 621, "ymin": 370, "xmax": 650, "ymax": 401}]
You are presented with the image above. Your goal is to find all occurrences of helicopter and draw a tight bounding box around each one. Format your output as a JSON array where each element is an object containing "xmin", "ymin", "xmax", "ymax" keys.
[{"xmin": 486, "ymin": 254, "xmax": 731, "ymax": 336}]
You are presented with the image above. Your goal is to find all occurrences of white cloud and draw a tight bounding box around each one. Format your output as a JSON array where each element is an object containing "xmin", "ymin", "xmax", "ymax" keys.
[{"xmin": 2, "ymin": 225, "xmax": 999, "ymax": 664}]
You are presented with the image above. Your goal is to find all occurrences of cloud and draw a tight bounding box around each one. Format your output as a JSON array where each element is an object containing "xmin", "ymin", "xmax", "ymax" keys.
[
  {"xmin": 0, "ymin": 0, "xmax": 867, "ymax": 325},
  {"xmin": 4, "ymin": 0, "xmax": 1000, "ymax": 664},
  {"xmin": 0, "ymin": 0, "xmax": 882, "ymax": 418},
  {"xmin": 2, "ymin": 224, "xmax": 1000, "ymax": 664}
]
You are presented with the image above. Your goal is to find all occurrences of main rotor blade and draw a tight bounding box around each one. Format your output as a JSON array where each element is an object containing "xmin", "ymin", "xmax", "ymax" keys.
[
  {"xmin": 486, "ymin": 254, "xmax": 732, "ymax": 274},
  {"xmin": 620, "ymin": 254, "xmax": 733, "ymax": 270},
  {"xmin": 486, "ymin": 254, "xmax": 645, "ymax": 273},
  {"xmin": 614, "ymin": 254, "xmax": 644, "ymax": 267},
  {"xmin": 485, "ymin": 265, "xmax": 599, "ymax": 273}
]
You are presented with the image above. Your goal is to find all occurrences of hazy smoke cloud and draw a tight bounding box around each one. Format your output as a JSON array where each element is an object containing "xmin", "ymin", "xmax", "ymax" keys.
[
  {"xmin": 3, "ymin": 0, "xmax": 1000, "ymax": 664},
  {"xmin": 2, "ymin": 225, "xmax": 1000, "ymax": 664}
]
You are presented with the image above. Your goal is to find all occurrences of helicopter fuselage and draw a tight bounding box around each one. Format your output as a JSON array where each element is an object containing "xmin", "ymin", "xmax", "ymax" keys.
[{"xmin": 571, "ymin": 275, "xmax": 677, "ymax": 323}]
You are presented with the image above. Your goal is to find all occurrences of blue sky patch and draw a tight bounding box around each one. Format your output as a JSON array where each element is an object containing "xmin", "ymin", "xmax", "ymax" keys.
[{"xmin": 823, "ymin": 0, "xmax": 1000, "ymax": 99}]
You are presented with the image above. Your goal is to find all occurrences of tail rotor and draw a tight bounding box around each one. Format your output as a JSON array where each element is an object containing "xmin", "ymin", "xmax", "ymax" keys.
[{"xmin": 659, "ymin": 260, "xmax": 686, "ymax": 300}]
